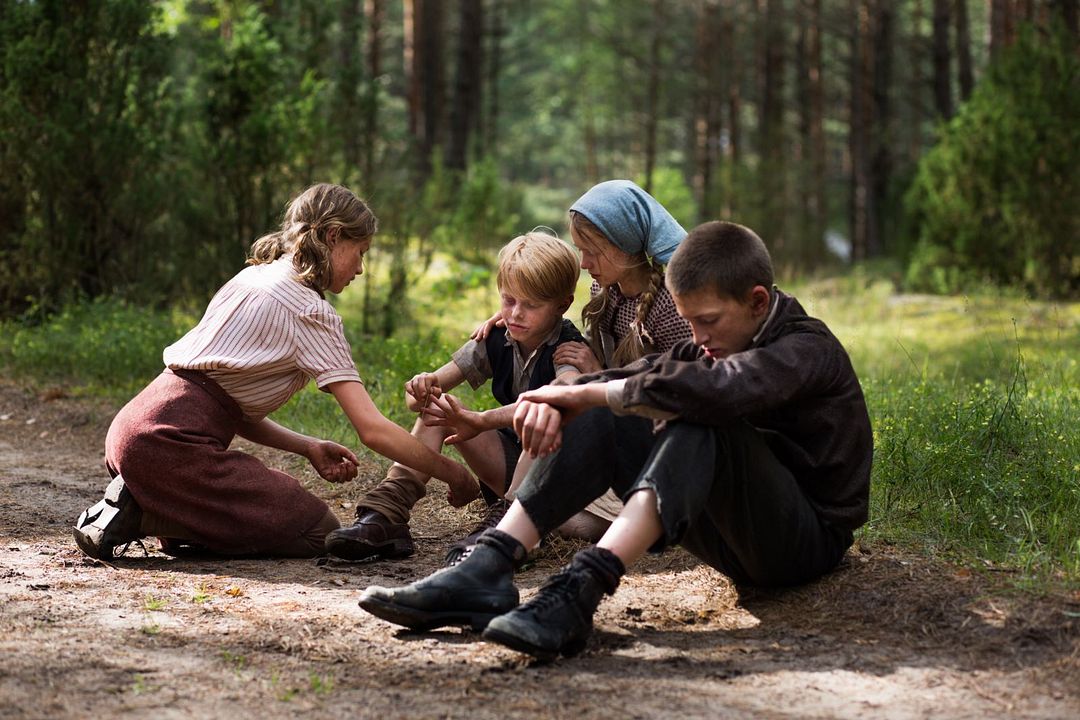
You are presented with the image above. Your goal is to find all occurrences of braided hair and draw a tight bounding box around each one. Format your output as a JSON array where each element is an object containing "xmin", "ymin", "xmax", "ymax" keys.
[{"xmin": 574, "ymin": 211, "xmax": 667, "ymax": 368}]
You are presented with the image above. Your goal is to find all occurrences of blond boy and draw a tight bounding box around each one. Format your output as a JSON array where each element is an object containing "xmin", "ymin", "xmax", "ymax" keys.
[{"xmin": 326, "ymin": 232, "xmax": 585, "ymax": 562}]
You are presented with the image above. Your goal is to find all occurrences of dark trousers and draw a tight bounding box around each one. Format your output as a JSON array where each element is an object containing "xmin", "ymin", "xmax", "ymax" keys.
[{"xmin": 515, "ymin": 408, "xmax": 852, "ymax": 587}]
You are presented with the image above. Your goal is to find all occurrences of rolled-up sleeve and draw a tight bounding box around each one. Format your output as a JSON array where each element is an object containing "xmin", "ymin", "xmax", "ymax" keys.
[
  {"xmin": 451, "ymin": 339, "xmax": 493, "ymax": 389},
  {"xmin": 606, "ymin": 378, "xmax": 677, "ymax": 420}
]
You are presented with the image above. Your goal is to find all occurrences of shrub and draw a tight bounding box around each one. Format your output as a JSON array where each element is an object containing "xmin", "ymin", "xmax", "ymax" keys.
[{"xmin": 903, "ymin": 25, "xmax": 1079, "ymax": 299}]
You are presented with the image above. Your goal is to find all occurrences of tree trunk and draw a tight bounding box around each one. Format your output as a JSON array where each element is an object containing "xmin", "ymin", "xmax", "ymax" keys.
[
  {"xmin": 721, "ymin": 0, "xmax": 741, "ymax": 173},
  {"xmin": 403, "ymin": 0, "xmax": 418, "ymax": 142},
  {"xmin": 404, "ymin": 0, "xmax": 445, "ymax": 178},
  {"xmin": 448, "ymin": 0, "xmax": 483, "ymax": 171},
  {"xmin": 870, "ymin": 0, "xmax": 894, "ymax": 258},
  {"xmin": 360, "ymin": 0, "xmax": 384, "ymax": 336},
  {"xmin": 339, "ymin": 0, "xmax": 363, "ymax": 187},
  {"xmin": 760, "ymin": 0, "xmax": 786, "ymax": 253},
  {"xmin": 483, "ymin": 0, "xmax": 504, "ymax": 157},
  {"xmin": 642, "ymin": 0, "xmax": 665, "ymax": 194},
  {"xmin": 990, "ymin": 0, "xmax": 1015, "ymax": 57},
  {"xmin": 362, "ymin": 0, "xmax": 383, "ymax": 187},
  {"xmin": 932, "ymin": 0, "xmax": 952, "ymax": 118},
  {"xmin": 954, "ymin": 0, "xmax": 973, "ymax": 102},
  {"xmin": 907, "ymin": 0, "xmax": 926, "ymax": 165},
  {"xmin": 850, "ymin": 0, "xmax": 873, "ymax": 263},
  {"xmin": 693, "ymin": 0, "xmax": 722, "ymax": 223},
  {"xmin": 798, "ymin": 0, "xmax": 826, "ymax": 265}
]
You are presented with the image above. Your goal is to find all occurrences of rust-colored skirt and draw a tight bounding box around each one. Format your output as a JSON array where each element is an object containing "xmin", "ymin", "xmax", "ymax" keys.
[{"xmin": 104, "ymin": 369, "xmax": 330, "ymax": 555}]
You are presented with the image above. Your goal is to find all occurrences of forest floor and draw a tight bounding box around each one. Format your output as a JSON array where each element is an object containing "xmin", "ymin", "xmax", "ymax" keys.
[{"xmin": 1, "ymin": 380, "xmax": 1078, "ymax": 720}]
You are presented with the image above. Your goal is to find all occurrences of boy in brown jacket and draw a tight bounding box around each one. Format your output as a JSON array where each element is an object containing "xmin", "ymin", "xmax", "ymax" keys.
[{"xmin": 358, "ymin": 221, "xmax": 873, "ymax": 660}]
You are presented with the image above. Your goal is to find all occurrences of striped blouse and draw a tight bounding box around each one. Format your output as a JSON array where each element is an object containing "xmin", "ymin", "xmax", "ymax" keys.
[{"xmin": 163, "ymin": 256, "xmax": 361, "ymax": 421}]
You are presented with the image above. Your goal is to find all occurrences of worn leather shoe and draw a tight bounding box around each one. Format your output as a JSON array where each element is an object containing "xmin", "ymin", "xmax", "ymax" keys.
[
  {"xmin": 325, "ymin": 508, "xmax": 415, "ymax": 561},
  {"xmin": 482, "ymin": 545, "xmax": 624, "ymax": 660},
  {"xmin": 72, "ymin": 475, "xmax": 145, "ymax": 560},
  {"xmin": 359, "ymin": 529, "xmax": 526, "ymax": 631},
  {"xmin": 444, "ymin": 498, "xmax": 511, "ymax": 566}
]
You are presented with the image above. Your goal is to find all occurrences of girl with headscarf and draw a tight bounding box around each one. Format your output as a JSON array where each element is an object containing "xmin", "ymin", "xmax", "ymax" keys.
[
  {"xmin": 462, "ymin": 180, "xmax": 691, "ymax": 544},
  {"xmin": 558, "ymin": 179, "xmax": 690, "ymax": 373}
]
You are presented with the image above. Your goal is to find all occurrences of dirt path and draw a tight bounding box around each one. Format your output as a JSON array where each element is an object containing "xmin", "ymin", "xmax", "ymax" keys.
[{"xmin": 1, "ymin": 382, "xmax": 1077, "ymax": 719}]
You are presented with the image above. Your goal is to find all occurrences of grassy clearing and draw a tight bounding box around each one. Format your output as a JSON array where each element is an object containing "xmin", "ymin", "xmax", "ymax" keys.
[
  {"xmin": 1, "ymin": 264, "xmax": 1076, "ymax": 586},
  {"xmin": 797, "ymin": 272, "xmax": 1079, "ymax": 583}
]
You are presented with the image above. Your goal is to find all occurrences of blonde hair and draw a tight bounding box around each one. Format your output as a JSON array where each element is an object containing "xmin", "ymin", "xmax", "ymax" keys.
[
  {"xmin": 496, "ymin": 230, "xmax": 579, "ymax": 303},
  {"xmin": 248, "ymin": 183, "xmax": 378, "ymax": 290},
  {"xmin": 571, "ymin": 211, "xmax": 664, "ymax": 367}
]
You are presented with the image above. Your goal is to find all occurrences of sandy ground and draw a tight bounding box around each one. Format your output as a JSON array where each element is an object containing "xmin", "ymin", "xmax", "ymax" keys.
[{"xmin": 1, "ymin": 381, "xmax": 1078, "ymax": 719}]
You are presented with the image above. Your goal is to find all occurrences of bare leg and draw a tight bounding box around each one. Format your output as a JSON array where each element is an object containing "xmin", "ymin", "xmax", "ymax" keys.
[
  {"xmin": 494, "ymin": 501, "xmax": 543, "ymax": 551},
  {"xmin": 596, "ymin": 489, "xmax": 663, "ymax": 567},
  {"xmin": 504, "ymin": 451, "xmax": 534, "ymax": 498}
]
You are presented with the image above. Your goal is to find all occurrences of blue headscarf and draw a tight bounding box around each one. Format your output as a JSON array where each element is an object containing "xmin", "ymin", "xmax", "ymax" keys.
[{"xmin": 569, "ymin": 180, "xmax": 686, "ymax": 264}]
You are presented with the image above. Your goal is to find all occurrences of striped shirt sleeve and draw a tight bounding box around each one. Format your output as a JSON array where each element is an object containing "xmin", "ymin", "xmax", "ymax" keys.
[{"xmin": 295, "ymin": 303, "xmax": 362, "ymax": 388}]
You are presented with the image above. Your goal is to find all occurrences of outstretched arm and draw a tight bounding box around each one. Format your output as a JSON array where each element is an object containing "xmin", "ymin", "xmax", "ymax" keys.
[
  {"xmin": 421, "ymin": 394, "xmax": 517, "ymax": 445},
  {"xmin": 328, "ymin": 380, "xmax": 480, "ymax": 506},
  {"xmin": 236, "ymin": 417, "xmax": 359, "ymax": 483}
]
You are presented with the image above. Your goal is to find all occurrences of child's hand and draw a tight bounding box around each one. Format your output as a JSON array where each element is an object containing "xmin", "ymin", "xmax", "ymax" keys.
[
  {"xmin": 404, "ymin": 372, "xmax": 441, "ymax": 412},
  {"xmin": 554, "ymin": 341, "xmax": 603, "ymax": 374},
  {"xmin": 422, "ymin": 394, "xmax": 485, "ymax": 445},
  {"xmin": 306, "ymin": 440, "xmax": 360, "ymax": 483},
  {"xmin": 513, "ymin": 399, "xmax": 565, "ymax": 458},
  {"xmin": 469, "ymin": 312, "xmax": 504, "ymax": 341},
  {"xmin": 514, "ymin": 385, "xmax": 609, "ymax": 456},
  {"xmin": 440, "ymin": 460, "xmax": 481, "ymax": 508}
]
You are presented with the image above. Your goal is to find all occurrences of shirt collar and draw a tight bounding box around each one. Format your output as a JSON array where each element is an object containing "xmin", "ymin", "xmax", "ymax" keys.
[
  {"xmin": 751, "ymin": 287, "xmax": 781, "ymax": 345},
  {"xmin": 502, "ymin": 320, "xmax": 564, "ymax": 350}
]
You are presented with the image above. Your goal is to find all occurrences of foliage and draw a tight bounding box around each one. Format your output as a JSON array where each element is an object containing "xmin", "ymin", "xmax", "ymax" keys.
[
  {"xmin": 903, "ymin": 26, "xmax": 1080, "ymax": 299},
  {"xmin": 635, "ymin": 167, "xmax": 696, "ymax": 230},
  {"xmin": 0, "ymin": 0, "xmax": 174, "ymax": 313},
  {"xmin": 0, "ymin": 0, "xmax": 342, "ymax": 315},
  {"xmin": 0, "ymin": 296, "xmax": 191, "ymax": 397}
]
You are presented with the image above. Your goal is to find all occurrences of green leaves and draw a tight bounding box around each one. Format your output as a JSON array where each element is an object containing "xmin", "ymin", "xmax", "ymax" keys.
[{"xmin": 904, "ymin": 25, "xmax": 1080, "ymax": 299}]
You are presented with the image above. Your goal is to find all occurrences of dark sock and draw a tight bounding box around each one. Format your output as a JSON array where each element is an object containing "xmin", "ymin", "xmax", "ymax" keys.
[
  {"xmin": 574, "ymin": 545, "xmax": 626, "ymax": 595},
  {"xmin": 476, "ymin": 528, "xmax": 528, "ymax": 566}
]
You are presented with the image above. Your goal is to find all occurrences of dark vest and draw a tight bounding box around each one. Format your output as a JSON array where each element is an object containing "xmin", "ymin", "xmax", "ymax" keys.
[{"xmin": 485, "ymin": 319, "xmax": 585, "ymax": 406}]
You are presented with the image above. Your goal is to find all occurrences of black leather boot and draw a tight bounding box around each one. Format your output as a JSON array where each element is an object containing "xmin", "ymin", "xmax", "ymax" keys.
[
  {"xmin": 482, "ymin": 545, "xmax": 624, "ymax": 660},
  {"xmin": 358, "ymin": 529, "xmax": 526, "ymax": 631}
]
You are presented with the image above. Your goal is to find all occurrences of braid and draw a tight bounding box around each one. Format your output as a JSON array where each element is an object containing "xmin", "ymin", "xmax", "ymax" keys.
[
  {"xmin": 581, "ymin": 289, "xmax": 611, "ymax": 365},
  {"xmin": 633, "ymin": 265, "xmax": 665, "ymax": 350},
  {"xmin": 609, "ymin": 264, "xmax": 665, "ymax": 366}
]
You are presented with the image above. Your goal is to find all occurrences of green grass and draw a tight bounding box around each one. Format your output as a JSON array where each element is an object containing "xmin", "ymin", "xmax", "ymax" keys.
[
  {"xmin": 796, "ymin": 272, "xmax": 1079, "ymax": 582},
  {"xmin": 1, "ymin": 264, "xmax": 1077, "ymax": 587}
]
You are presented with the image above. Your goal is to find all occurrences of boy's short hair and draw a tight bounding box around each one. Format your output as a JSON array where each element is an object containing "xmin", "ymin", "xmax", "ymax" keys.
[
  {"xmin": 497, "ymin": 231, "xmax": 579, "ymax": 302},
  {"xmin": 666, "ymin": 221, "xmax": 774, "ymax": 300}
]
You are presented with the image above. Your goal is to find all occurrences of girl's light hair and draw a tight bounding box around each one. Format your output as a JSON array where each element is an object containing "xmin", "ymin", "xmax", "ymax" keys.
[
  {"xmin": 496, "ymin": 230, "xmax": 579, "ymax": 302},
  {"xmin": 248, "ymin": 183, "xmax": 378, "ymax": 291},
  {"xmin": 570, "ymin": 210, "xmax": 663, "ymax": 367}
]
